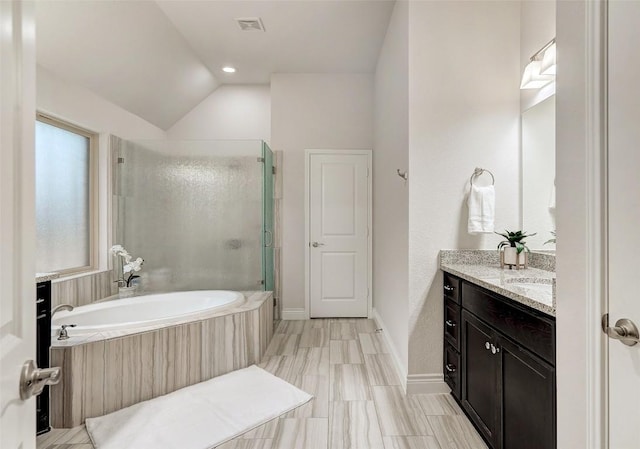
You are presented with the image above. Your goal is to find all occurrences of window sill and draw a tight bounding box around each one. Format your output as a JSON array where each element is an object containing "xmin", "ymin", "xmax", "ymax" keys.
[{"xmin": 51, "ymin": 268, "xmax": 111, "ymax": 283}]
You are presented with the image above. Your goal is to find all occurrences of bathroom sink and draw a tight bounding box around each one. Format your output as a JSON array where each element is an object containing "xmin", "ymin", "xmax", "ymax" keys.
[{"xmin": 504, "ymin": 278, "xmax": 553, "ymax": 294}]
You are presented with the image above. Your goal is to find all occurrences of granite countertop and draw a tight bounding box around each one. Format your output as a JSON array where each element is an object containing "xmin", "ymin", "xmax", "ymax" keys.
[
  {"xmin": 440, "ymin": 262, "xmax": 556, "ymax": 317},
  {"xmin": 36, "ymin": 272, "xmax": 60, "ymax": 283}
]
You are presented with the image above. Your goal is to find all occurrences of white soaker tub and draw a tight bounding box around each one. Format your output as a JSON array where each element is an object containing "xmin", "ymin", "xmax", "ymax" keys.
[{"xmin": 52, "ymin": 290, "xmax": 245, "ymax": 336}]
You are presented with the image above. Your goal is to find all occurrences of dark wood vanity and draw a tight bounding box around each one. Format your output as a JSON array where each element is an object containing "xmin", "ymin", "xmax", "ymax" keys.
[{"xmin": 443, "ymin": 272, "xmax": 556, "ymax": 449}]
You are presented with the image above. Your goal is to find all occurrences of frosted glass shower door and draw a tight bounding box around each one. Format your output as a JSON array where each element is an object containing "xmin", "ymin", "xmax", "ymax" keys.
[
  {"xmin": 263, "ymin": 142, "xmax": 275, "ymax": 293},
  {"xmin": 115, "ymin": 139, "xmax": 265, "ymax": 292}
]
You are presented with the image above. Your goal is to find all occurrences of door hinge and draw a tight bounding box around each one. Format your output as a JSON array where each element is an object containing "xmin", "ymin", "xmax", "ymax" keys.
[
  {"xmin": 117, "ymin": 157, "xmax": 125, "ymax": 164},
  {"xmin": 366, "ymin": 168, "xmax": 370, "ymax": 177},
  {"xmin": 257, "ymin": 157, "xmax": 265, "ymax": 163},
  {"xmin": 272, "ymin": 166, "xmax": 276, "ymax": 175}
]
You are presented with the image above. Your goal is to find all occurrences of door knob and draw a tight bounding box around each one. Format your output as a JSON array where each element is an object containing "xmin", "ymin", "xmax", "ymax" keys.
[
  {"xmin": 311, "ymin": 242, "xmax": 325, "ymax": 248},
  {"xmin": 602, "ymin": 314, "xmax": 639, "ymax": 346},
  {"xmin": 20, "ymin": 360, "xmax": 62, "ymax": 400}
]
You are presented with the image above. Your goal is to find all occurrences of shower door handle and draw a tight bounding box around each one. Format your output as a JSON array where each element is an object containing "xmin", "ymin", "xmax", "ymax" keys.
[{"xmin": 264, "ymin": 230, "xmax": 273, "ymax": 248}]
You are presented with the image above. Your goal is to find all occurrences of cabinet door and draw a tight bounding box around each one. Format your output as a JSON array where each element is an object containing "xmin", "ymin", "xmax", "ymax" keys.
[
  {"xmin": 461, "ymin": 310, "xmax": 499, "ymax": 447},
  {"xmin": 444, "ymin": 298, "xmax": 461, "ymax": 351},
  {"xmin": 444, "ymin": 342, "xmax": 461, "ymax": 400},
  {"xmin": 499, "ymin": 336, "xmax": 556, "ymax": 449}
]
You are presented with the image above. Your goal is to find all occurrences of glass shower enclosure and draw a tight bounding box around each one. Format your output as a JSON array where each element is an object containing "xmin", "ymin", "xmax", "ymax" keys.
[{"xmin": 113, "ymin": 138, "xmax": 274, "ymax": 293}]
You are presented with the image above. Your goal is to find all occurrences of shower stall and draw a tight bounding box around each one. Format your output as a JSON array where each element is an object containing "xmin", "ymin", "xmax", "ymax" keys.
[{"xmin": 112, "ymin": 138, "xmax": 274, "ymax": 294}]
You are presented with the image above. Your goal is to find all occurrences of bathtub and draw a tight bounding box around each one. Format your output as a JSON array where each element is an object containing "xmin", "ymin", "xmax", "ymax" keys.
[
  {"xmin": 50, "ymin": 290, "xmax": 274, "ymax": 428},
  {"xmin": 52, "ymin": 290, "xmax": 245, "ymax": 336}
]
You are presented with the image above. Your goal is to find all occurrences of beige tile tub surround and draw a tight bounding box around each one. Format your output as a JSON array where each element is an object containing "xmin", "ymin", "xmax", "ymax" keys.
[
  {"xmin": 51, "ymin": 270, "xmax": 117, "ymax": 308},
  {"xmin": 50, "ymin": 292, "xmax": 273, "ymax": 428}
]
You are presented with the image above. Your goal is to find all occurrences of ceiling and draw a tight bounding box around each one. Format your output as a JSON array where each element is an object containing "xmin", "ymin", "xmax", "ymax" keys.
[{"xmin": 36, "ymin": 0, "xmax": 395, "ymax": 130}]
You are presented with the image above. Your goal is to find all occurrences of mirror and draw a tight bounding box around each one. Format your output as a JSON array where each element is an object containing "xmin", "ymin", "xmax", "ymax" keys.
[{"xmin": 522, "ymin": 95, "xmax": 555, "ymax": 250}]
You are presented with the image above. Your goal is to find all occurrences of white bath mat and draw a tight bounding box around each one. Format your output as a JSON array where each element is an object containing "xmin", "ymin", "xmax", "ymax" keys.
[{"xmin": 86, "ymin": 365, "xmax": 312, "ymax": 449}]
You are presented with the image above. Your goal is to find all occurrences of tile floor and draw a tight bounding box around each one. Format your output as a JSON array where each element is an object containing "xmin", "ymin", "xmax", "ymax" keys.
[{"xmin": 37, "ymin": 319, "xmax": 487, "ymax": 449}]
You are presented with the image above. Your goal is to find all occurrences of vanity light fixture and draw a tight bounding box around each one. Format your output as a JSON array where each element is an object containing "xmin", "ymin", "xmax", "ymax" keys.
[
  {"xmin": 520, "ymin": 38, "xmax": 556, "ymax": 89},
  {"xmin": 222, "ymin": 66, "xmax": 237, "ymax": 73}
]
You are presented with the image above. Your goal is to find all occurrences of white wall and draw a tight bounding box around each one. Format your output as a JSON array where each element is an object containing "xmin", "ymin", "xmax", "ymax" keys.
[
  {"xmin": 520, "ymin": 0, "xmax": 556, "ymax": 112},
  {"xmin": 407, "ymin": 1, "xmax": 521, "ymax": 381},
  {"xmin": 271, "ymin": 74, "xmax": 374, "ymax": 316},
  {"xmin": 167, "ymin": 85, "xmax": 271, "ymax": 142},
  {"xmin": 556, "ymin": 1, "xmax": 603, "ymax": 446},
  {"xmin": 372, "ymin": 1, "xmax": 409, "ymax": 380},
  {"xmin": 37, "ymin": 65, "xmax": 166, "ymax": 140}
]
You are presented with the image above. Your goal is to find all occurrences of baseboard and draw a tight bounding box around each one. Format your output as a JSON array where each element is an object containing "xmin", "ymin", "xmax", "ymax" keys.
[
  {"xmin": 371, "ymin": 308, "xmax": 408, "ymax": 393},
  {"xmin": 406, "ymin": 373, "xmax": 451, "ymax": 395},
  {"xmin": 282, "ymin": 308, "xmax": 307, "ymax": 320}
]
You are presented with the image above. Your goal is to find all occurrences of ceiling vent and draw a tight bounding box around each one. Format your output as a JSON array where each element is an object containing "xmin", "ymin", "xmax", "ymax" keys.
[{"xmin": 235, "ymin": 17, "xmax": 265, "ymax": 32}]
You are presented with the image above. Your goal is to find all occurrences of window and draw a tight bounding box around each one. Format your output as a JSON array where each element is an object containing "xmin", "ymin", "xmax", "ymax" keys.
[{"xmin": 35, "ymin": 114, "xmax": 97, "ymax": 275}]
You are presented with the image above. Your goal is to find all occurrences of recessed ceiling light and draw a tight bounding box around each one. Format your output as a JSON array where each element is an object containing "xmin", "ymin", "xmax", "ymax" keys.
[{"xmin": 222, "ymin": 66, "xmax": 237, "ymax": 73}]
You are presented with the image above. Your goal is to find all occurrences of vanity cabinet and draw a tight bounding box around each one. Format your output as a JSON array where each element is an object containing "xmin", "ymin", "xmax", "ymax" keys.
[{"xmin": 443, "ymin": 273, "xmax": 556, "ymax": 449}]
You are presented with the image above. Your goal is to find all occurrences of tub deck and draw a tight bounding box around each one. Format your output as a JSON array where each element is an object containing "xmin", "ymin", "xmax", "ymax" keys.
[{"xmin": 50, "ymin": 291, "xmax": 273, "ymax": 428}]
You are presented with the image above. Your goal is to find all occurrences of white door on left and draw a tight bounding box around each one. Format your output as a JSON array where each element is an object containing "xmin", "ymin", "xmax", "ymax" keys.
[{"xmin": 0, "ymin": 1, "xmax": 37, "ymax": 447}]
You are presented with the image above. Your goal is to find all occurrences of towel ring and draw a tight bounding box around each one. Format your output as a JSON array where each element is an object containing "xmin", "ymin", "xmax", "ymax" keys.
[{"xmin": 470, "ymin": 167, "xmax": 495, "ymax": 186}]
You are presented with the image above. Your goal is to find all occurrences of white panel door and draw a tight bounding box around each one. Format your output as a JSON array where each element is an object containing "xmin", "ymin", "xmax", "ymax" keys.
[
  {"xmin": 607, "ymin": 2, "xmax": 640, "ymax": 448},
  {"xmin": 0, "ymin": 1, "xmax": 37, "ymax": 448},
  {"xmin": 308, "ymin": 152, "xmax": 370, "ymax": 318}
]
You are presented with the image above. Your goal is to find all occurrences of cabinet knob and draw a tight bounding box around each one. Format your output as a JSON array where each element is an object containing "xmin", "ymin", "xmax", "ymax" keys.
[
  {"xmin": 444, "ymin": 285, "xmax": 455, "ymax": 292},
  {"xmin": 491, "ymin": 343, "xmax": 500, "ymax": 355},
  {"xmin": 445, "ymin": 319, "xmax": 456, "ymax": 328}
]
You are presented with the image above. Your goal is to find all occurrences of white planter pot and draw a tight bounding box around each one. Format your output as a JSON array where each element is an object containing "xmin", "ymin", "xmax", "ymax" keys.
[
  {"xmin": 502, "ymin": 247, "xmax": 527, "ymax": 267},
  {"xmin": 118, "ymin": 286, "xmax": 137, "ymax": 298}
]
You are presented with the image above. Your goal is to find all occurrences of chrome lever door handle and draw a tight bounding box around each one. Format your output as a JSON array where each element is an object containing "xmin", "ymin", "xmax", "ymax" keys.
[
  {"xmin": 311, "ymin": 242, "xmax": 325, "ymax": 248},
  {"xmin": 602, "ymin": 314, "xmax": 639, "ymax": 346},
  {"xmin": 445, "ymin": 319, "xmax": 456, "ymax": 328},
  {"xmin": 20, "ymin": 360, "xmax": 61, "ymax": 400}
]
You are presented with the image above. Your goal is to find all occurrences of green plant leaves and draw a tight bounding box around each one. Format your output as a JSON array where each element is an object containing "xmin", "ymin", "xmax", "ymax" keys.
[{"xmin": 495, "ymin": 229, "xmax": 536, "ymax": 253}]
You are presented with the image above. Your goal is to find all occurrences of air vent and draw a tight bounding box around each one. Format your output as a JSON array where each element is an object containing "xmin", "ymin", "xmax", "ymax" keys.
[{"xmin": 236, "ymin": 17, "xmax": 265, "ymax": 32}]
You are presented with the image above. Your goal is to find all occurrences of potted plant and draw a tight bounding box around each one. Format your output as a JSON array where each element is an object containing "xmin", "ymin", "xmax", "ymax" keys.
[
  {"xmin": 110, "ymin": 245, "xmax": 144, "ymax": 297},
  {"xmin": 544, "ymin": 230, "xmax": 556, "ymax": 246},
  {"xmin": 495, "ymin": 230, "xmax": 536, "ymax": 269}
]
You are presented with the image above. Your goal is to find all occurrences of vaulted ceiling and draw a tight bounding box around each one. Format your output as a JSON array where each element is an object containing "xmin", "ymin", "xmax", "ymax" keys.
[{"xmin": 36, "ymin": 0, "xmax": 395, "ymax": 130}]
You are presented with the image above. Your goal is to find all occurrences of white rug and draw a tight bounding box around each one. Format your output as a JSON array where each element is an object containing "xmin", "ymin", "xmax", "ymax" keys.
[{"xmin": 86, "ymin": 365, "xmax": 312, "ymax": 449}]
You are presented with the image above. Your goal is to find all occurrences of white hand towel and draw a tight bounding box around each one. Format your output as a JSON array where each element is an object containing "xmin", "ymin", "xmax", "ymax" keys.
[{"xmin": 468, "ymin": 184, "xmax": 495, "ymax": 234}]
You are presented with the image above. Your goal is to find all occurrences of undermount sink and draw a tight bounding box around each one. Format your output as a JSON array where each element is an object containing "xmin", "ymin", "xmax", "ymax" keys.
[{"xmin": 504, "ymin": 278, "xmax": 553, "ymax": 294}]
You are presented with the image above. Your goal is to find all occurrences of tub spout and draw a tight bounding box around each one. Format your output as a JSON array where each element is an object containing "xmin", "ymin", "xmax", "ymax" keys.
[{"xmin": 52, "ymin": 304, "xmax": 74, "ymax": 317}]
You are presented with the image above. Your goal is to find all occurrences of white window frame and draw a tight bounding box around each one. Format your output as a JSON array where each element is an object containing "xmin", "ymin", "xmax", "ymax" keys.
[{"xmin": 35, "ymin": 112, "xmax": 99, "ymax": 276}]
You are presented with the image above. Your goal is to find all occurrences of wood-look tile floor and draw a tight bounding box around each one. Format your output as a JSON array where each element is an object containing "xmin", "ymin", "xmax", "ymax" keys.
[{"xmin": 37, "ymin": 319, "xmax": 487, "ymax": 449}]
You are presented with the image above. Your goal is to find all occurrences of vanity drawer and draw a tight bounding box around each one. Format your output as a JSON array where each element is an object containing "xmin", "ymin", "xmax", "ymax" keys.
[
  {"xmin": 443, "ymin": 273, "xmax": 460, "ymax": 304},
  {"xmin": 444, "ymin": 342, "xmax": 461, "ymax": 400},
  {"xmin": 444, "ymin": 298, "xmax": 461, "ymax": 351},
  {"xmin": 461, "ymin": 281, "xmax": 555, "ymax": 365}
]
